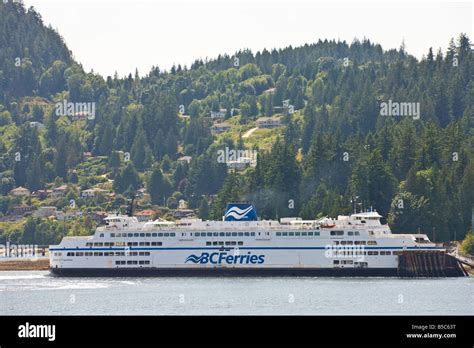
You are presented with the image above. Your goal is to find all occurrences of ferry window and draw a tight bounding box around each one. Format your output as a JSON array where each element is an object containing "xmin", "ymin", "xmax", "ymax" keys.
[
  {"xmin": 213, "ymin": 241, "xmax": 218, "ymax": 246},
  {"xmin": 276, "ymin": 232, "xmax": 281, "ymax": 236},
  {"xmin": 230, "ymin": 241, "xmax": 236, "ymax": 246},
  {"xmin": 207, "ymin": 232, "xmax": 212, "ymax": 237},
  {"xmin": 127, "ymin": 261, "xmax": 133, "ymax": 265},
  {"xmin": 170, "ymin": 233, "xmax": 175, "ymax": 237},
  {"xmin": 213, "ymin": 232, "xmax": 218, "ymax": 237},
  {"xmin": 295, "ymin": 232, "xmax": 300, "ymax": 236},
  {"xmin": 367, "ymin": 241, "xmax": 377, "ymax": 245},
  {"xmin": 152, "ymin": 233, "xmax": 157, "ymax": 237},
  {"xmin": 238, "ymin": 232, "xmax": 243, "ymax": 237},
  {"xmin": 139, "ymin": 242, "xmax": 145, "ymax": 246},
  {"xmin": 218, "ymin": 241, "xmax": 224, "ymax": 245},
  {"xmin": 355, "ymin": 232, "xmax": 360, "ymax": 236},
  {"xmin": 346, "ymin": 241, "xmax": 353, "ymax": 245},
  {"xmin": 330, "ymin": 231, "xmax": 344, "ymax": 236},
  {"xmin": 133, "ymin": 233, "xmax": 138, "ymax": 237},
  {"xmin": 282, "ymin": 232, "xmax": 288, "ymax": 236},
  {"xmin": 219, "ymin": 232, "xmax": 225, "ymax": 237},
  {"xmin": 164, "ymin": 233, "xmax": 170, "ymax": 237},
  {"xmin": 86, "ymin": 242, "xmax": 92, "ymax": 247},
  {"xmin": 139, "ymin": 233, "xmax": 145, "ymax": 237},
  {"xmin": 333, "ymin": 260, "xmax": 340, "ymax": 265},
  {"xmin": 302, "ymin": 232, "xmax": 307, "ymax": 236},
  {"xmin": 67, "ymin": 252, "xmax": 74, "ymax": 256},
  {"xmin": 158, "ymin": 233, "xmax": 163, "ymax": 237},
  {"xmin": 100, "ymin": 233, "xmax": 104, "ymax": 238},
  {"xmin": 289, "ymin": 232, "xmax": 294, "ymax": 236},
  {"xmin": 196, "ymin": 232, "xmax": 201, "ymax": 237},
  {"xmin": 139, "ymin": 260, "xmax": 146, "ymax": 265},
  {"xmin": 238, "ymin": 241, "xmax": 243, "ymax": 246},
  {"xmin": 244, "ymin": 232, "xmax": 250, "ymax": 237},
  {"xmin": 144, "ymin": 261, "xmax": 150, "ymax": 265},
  {"xmin": 110, "ymin": 233, "xmax": 115, "ymax": 237},
  {"xmin": 232, "ymin": 232, "xmax": 237, "ymax": 237},
  {"xmin": 348, "ymin": 232, "xmax": 353, "ymax": 236},
  {"xmin": 146, "ymin": 233, "xmax": 151, "ymax": 237},
  {"xmin": 251, "ymin": 232, "xmax": 255, "ymax": 236},
  {"xmin": 128, "ymin": 233, "xmax": 133, "ymax": 237},
  {"xmin": 308, "ymin": 232, "xmax": 313, "ymax": 236},
  {"xmin": 314, "ymin": 232, "xmax": 320, "ymax": 236},
  {"xmin": 206, "ymin": 242, "xmax": 211, "ymax": 246},
  {"xmin": 115, "ymin": 261, "xmax": 121, "ymax": 265},
  {"xmin": 225, "ymin": 241, "xmax": 231, "ymax": 245}
]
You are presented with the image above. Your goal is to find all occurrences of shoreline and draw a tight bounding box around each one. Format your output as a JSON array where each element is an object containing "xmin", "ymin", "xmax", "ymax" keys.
[{"xmin": 0, "ymin": 258, "xmax": 49, "ymax": 270}]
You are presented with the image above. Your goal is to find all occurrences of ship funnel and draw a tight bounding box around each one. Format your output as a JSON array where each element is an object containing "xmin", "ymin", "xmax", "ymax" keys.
[{"xmin": 224, "ymin": 203, "xmax": 258, "ymax": 221}]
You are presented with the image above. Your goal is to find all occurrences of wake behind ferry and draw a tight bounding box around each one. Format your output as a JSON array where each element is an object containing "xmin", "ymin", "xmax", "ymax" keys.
[{"xmin": 49, "ymin": 203, "xmax": 444, "ymax": 277}]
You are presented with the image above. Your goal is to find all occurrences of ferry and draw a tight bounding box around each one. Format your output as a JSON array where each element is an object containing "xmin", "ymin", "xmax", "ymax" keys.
[{"xmin": 49, "ymin": 203, "xmax": 444, "ymax": 277}]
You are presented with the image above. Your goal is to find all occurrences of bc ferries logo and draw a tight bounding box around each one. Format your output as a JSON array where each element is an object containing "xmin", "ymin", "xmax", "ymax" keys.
[
  {"xmin": 224, "ymin": 203, "xmax": 258, "ymax": 221},
  {"xmin": 185, "ymin": 252, "xmax": 265, "ymax": 265}
]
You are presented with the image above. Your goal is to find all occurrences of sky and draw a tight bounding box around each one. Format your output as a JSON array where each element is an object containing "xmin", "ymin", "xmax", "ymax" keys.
[{"xmin": 25, "ymin": 0, "xmax": 473, "ymax": 78}]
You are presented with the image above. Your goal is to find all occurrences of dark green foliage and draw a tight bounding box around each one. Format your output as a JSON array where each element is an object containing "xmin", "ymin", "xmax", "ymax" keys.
[{"xmin": 0, "ymin": 2, "xmax": 473, "ymax": 243}]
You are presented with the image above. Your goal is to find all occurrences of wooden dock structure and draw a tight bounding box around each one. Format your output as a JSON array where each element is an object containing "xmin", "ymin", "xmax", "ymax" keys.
[{"xmin": 398, "ymin": 251, "xmax": 468, "ymax": 277}]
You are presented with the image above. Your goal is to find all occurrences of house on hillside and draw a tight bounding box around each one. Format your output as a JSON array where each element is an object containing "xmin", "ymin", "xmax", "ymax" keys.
[
  {"xmin": 81, "ymin": 188, "xmax": 109, "ymax": 198},
  {"xmin": 34, "ymin": 189, "xmax": 53, "ymax": 200},
  {"xmin": 211, "ymin": 123, "xmax": 231, "ymax": 134},
  {"xmin": 177, "ymin": 156, "xmax": 192, "ymax": 164},
  {"xmin": 57, "ymin": 210, "xmax": 83, "ymax": 221},
  {"xmin": 11, "ymin": 204, "xmax": 34, "ymax": 216},
  {"xmin": 9, "ymin": 186, "xmax": 31, "ymax": 197},
  {"xmin": 136, "ymin": 209, "xmax": 155, "ymax": 222},
  {"xmin": 210, "ymin": 109, "xmax": 227, "ymax": 120},
  {"xmin": 256, "ymin": 116, "xmax": 282, "ymax": 129},
  {"xmin": 51, "ymin": 185, "xmax": 67, "ymax": 198},
  {"xmin": 33, "ymin": 206, "xmax": 58, "ymax": 218}
]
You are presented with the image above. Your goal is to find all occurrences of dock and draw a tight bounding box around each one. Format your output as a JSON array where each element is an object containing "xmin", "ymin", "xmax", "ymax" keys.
[{"xmin": 398, "ymin": 251, "xmax": 468, "ymax": 277}]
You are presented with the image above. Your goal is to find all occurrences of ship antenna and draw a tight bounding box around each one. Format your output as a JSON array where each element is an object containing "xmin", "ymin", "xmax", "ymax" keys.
[{"xmin": 127, "ymin": 197, "xmax": 135, "ymax": 217}]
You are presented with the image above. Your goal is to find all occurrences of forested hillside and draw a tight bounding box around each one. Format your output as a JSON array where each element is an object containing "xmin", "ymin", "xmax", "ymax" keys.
[{"xmin": 0, "ymin": 2, "xmax": 473, "ymax": 244}]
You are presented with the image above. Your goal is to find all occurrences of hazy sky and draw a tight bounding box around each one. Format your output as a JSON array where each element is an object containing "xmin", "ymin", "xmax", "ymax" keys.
[{"xmin": 25, "ymin": 0, "xmax": 473, "ymax": 77}]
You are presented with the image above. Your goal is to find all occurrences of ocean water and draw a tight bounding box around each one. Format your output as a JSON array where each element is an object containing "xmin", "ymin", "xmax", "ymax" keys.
[{"xmin": 0, "ymin": 271, "xmax": 472, "ymax": 315}]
